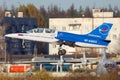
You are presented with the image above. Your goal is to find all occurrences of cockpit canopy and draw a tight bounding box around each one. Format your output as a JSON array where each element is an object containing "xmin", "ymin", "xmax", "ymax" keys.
[{"xmin": 26, "ymin": 28, "xmax": 56, "ymax": 33}]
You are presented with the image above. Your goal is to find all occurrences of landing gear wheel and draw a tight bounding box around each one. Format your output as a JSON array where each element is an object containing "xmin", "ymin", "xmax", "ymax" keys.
[{"xmin": 58, "ymin": 49, "xmax": 66, "ymax": 56}]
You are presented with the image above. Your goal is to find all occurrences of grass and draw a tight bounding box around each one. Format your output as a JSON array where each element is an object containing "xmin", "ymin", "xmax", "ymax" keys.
[{"xmin": 0, "ymin": 69, "xmax": 119, "ymax": 80}]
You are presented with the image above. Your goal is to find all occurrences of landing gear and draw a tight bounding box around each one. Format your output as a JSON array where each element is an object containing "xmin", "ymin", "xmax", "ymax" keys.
[
  {"xmin": 57, "ymin": 44, "xmax": 66, "ymax": 72},
  {"xmin": 58, "ymin": 49, "xmax": 66, "ymax": 56},
  {"xmin": 58, "ymin": 44, "xmax": 66, "ymax": 56}
]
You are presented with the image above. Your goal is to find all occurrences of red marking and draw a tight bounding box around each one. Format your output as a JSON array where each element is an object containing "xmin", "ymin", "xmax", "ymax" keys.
[
  {"xmin": 10, "ymin": 65, "xmax": 30, "ymax": 72},
  {"xmin": 18, "ymin": 33, "xmax": 23, "ymax": 36},
  {"xmin": 102, "ymin": 28, "xmax": 107, "ymax": 31}
]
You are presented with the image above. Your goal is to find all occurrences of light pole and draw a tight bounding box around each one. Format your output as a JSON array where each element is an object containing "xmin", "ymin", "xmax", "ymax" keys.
[
  {"xmin": 5, "ymin": 41, "xmax": 6, "ymax": 63},
  {"xmin": 3, "ymin": 36, "xmax": 7, "ymax": 63},
  {"xmin": 102, "ymin": 10, "xmax": 104, "ymax": 22}
]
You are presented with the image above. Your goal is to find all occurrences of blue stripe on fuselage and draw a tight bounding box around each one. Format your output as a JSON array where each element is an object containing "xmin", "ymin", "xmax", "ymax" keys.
[{"xmin": 56, "ymin": 31, "xmax": 109, "ymax": 46}]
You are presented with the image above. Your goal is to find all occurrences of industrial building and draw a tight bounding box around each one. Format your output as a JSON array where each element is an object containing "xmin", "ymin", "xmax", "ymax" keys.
[
  {"xmin": 0, "ymin": 11, "xmax": 39, "ymax": 62},
  {"xmin": 4, "ymin": 11, "xmax": 37, "ymax": 55},
  {"xmin": 49, "ymin": 9, "xmax": 120, "ymax": 55}
]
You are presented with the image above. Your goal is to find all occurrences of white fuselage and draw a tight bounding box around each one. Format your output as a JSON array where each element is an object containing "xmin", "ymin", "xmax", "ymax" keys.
[{"xmin": 5, "ymin": 28, "xmax": 59, "ymax": 43}]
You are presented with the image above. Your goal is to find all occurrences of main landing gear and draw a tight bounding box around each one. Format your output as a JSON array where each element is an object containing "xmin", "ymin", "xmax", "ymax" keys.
[
  {"xmin": 58, "ymin": 44, "xmax": 66, "ymax": 56},
  {"xmin": 58, "ymin": 49, "xmax": 66, "ymax": 56}
]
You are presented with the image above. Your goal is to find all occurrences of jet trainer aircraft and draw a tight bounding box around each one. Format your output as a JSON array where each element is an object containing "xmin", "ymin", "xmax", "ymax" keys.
[
  {"xmin": 5, "ymin": 22, "xmax": 113, "ymax": 55},
  {"xmin": 5, "ymin": 22, "xmax": 120, "ymax": 76}
]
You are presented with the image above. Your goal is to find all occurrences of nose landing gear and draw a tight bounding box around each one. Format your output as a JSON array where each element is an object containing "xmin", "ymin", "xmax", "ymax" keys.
[
  {"xmin": 58, "ymin": 49, "xmax": 66, "ymax": 56},
  {"xmin": 57, "ymin": 45, "xmax": 66, "ymax": 72},
  {"xmin": 58, "ymin": 44, "xmax": 66, "ymax": 56}
]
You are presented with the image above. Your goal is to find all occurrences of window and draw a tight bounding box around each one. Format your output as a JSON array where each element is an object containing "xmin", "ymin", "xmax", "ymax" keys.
[
  {"xmin": 27, "ymin": 28, "xmax": 44, "ymax": 33},
  {"xmin": 69, "ymin": 26, "xmax": 80, "ymax": 30},
  {"xmin": 45, "ymin": 29, "xmax": 55, "ymax": 33},
  {"xmin": 69, "ymin": 24, "xmax": 81, "ymax": 31}
]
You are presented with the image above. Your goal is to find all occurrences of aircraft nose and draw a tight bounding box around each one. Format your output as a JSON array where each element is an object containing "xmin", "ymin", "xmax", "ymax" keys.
[
  {"xmin": 5, "ymin": 34, "xmax": 17, "ymax": 38},
  {"xmin": 5, "ymin": 34, "xmax": 12, "ymax": 37}
]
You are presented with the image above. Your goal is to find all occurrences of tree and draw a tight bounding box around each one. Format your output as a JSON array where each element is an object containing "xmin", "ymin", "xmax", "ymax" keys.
[
  {"xmin": 11, "ymin": 5, "xmax": 18, "ymax": 17},
  {"xmin": 18, "ymin": 5, "xmax": 29, "ymax": 18},
  {"xmin": 18, "ymin": 4, "xmax": 45, "ymax": 27},
  {"xmin": 108, "ymin": 4, "xmax": 113, "ymax": 12},
  {"xmin": 59, "ymin": 9, "xmax": 67, "ymax": 18},
  {"xmin": 84, "ymin": 7, "xmax": 92, "ymax": 17},
  {"xmin": 114, "ymin": 6, "xmax": 120, "ymax": 17},
  {"xmin": 67, "ymin": 4, "xmax": 78, "ymax": 18},
  {"xmin": 78, "ymin": 6, "xmax": 84, "ymax": 17},
  {"xmin": 39, "ymin": 6, "xmax": 48, "ymax": 27},
  {"xmin": 0, "ymin": 7, "xmax": 4, "ymax": 22}
]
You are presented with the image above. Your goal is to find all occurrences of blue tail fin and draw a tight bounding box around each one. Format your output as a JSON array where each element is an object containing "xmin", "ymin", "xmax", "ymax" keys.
[{"xmin": 87, "ymin": 23, "xmax": 113, "ymax": 39}]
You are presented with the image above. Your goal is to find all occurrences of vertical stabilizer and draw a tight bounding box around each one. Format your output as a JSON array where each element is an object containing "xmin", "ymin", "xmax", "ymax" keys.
[{"xmin": 88, "ymin": 23, "xmax": 113, "ymax": 39}]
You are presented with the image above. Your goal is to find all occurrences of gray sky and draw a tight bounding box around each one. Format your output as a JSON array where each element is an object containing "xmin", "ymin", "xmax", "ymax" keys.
[{"xmin": 0, "ymin": 0, "xmax": 120, "ymax": 10}]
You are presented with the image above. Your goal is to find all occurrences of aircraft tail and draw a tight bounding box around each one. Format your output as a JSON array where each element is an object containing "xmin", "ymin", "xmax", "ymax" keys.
[{"xmin": 87, "ymin": 23, "xmax": 113, "ymax": 39}]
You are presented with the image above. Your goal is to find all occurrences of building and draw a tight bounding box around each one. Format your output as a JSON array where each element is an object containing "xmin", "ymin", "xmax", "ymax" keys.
[
  {"xmin": 92, "ymin": 8, "xmax": 113, "ymax": 18},
  {"xmin": 49, "ymin": 9, "xmax": 120, "ymax": 55},
  {"xmin": 3, "ymin": 11, "xmax": 37, "ymax": 55}
]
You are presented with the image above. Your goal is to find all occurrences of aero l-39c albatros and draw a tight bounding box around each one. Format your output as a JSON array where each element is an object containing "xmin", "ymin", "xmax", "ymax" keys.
[{"xmin": 5, "ymin": 23, "xmax": 112, "ymax": 55}]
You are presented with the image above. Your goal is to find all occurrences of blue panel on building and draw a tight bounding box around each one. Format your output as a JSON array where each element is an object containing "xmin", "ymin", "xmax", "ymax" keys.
[{"xmin": 4, "ymin": 17, "xmax": 37, "ymax": 54}]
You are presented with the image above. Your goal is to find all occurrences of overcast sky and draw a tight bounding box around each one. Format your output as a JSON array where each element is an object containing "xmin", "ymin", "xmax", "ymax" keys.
[{"xmin": 0, "ymin": 0, "xmax": 120, "ymax": 10}]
